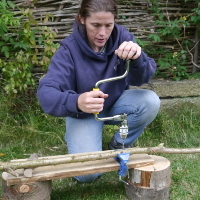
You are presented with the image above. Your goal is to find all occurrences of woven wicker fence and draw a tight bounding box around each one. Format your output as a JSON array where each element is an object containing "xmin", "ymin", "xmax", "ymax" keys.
[{"xmin": 11, "ymin": 0, "xmax": 200, "ymax": 75}]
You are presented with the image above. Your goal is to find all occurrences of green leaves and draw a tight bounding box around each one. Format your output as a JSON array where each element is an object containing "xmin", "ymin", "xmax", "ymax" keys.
[
  {"xmin": 6, "ymin": 1, "xmax": 15, "ymax": 9},
  {"xmin": 1, "ymin": 46, "xmax": 9, "ymax": 58},
  {"xmin": 148, "ymin": 34, "xmax": 161, "ymax": 42},
  {"xmin": 145, "ymin": 0, "xmax": 200, "ymax": 80},
  {"xmin": 0, "ymin": 1, "xmax": 59, "ymax": 95}
]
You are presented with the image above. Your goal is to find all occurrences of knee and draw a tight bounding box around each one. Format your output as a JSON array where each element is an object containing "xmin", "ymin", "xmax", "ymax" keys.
[
  {"xmin": 74, "ymin": 173, "xmax": 102, "ymax": 183},
  {"xmin": 144, "ymin": 89, "xmax": 160, "ymax": 110},
  {"xmin": 142, "ymin": 90, "xmax": 160, "ymax": 123},
  {"xmin": 133, "ymin": 89, "xmax": 160, "ymax": 123}
]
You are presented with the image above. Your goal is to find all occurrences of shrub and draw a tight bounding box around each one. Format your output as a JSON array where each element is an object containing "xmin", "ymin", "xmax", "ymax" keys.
[
  {"xmin": 137, "ymin": 0, "xmax": 200, "ymax": 80},
  {"xmin": 0, "ymin": 0, "xmax": 59, "ymax": 94}
]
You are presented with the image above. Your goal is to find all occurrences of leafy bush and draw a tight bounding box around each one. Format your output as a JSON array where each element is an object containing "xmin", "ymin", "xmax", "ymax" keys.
[
  {"xmin": 0, "ymin": 0, "xmax": 59, "ymax": 94},
  {"xmin": 137, "ymin": 0, "xmax": 200, "ymax": 80}
]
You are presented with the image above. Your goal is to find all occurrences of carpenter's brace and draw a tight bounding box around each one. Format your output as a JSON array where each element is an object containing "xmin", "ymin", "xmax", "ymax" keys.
[{"xmin": 93, "ymin": 60, "xmax": 130, "ymax": 122}]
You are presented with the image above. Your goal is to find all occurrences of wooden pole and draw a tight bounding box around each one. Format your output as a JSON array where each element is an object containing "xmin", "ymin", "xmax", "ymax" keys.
[
  {"xmin": 0, "ymin": 144, "xmax": 200, "ymax": 172},
  {"xmin": 192, "ymin": 25, "xmax": 200, "ymax": 73},
  {"xmin": 2, "ymin": 154, "xmax": 154, "ymax": 186},
  {"xmin": 125, "ymin": 155, "xmax": 171, "ymax": 200}
]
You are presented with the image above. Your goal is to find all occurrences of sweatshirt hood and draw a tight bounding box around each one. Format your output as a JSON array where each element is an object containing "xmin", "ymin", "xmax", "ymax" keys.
[{"xmin": 71, "ymin": 21, "xmax": 120, "ymax": 60}]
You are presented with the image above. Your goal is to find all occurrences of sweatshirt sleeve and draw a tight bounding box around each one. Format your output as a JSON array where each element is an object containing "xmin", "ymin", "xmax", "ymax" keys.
[
  {"xmin": 37, "ymin": 46, "xmax": 81, "ymax": 117},
  {"xmin": 128, "ymin": 52, "xmax": 157, "ymax": 86}
]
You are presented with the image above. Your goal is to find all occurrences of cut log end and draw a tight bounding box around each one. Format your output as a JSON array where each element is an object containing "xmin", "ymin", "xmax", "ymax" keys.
[
  {"xmin": 17, "ymin": 184, "xmax": 32, "ymax": 193},
  {"xmin": 125, "ymin": 155, "xmax": 171, "ymax": 200},
  {"xmin": 2, "ymin": 179, "xmax": 52, "ymax": 200},
  {"xmin": 24, "ymin": 168, "xmax": 33, "ymax": 177}
]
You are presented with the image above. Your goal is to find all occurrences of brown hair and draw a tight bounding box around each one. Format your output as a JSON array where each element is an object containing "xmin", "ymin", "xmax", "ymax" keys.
[{"xmin": 76, "ymin": 0, "xmax": 118, "ymax": 23}]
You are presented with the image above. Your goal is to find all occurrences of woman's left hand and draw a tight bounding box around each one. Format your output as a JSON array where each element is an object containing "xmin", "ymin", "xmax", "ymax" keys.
[{"xmin": 115, "ymin": 41, "xmax": 141, "ymax": 60}]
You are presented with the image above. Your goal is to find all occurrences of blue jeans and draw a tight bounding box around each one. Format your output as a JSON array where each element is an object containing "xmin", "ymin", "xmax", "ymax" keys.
[{"xmin": 65, "ymin": 89, "xmax": 160, "ymax": 182}]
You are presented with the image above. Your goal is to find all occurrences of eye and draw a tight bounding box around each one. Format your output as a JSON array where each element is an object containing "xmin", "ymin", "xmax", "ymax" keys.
[
  {"xmin": 106, "ymin": 24, "xmax": 113, "ymax": 28},
  {"xmin": 92, "ymin": 24, "xmax": 100, "ymax": 27}
]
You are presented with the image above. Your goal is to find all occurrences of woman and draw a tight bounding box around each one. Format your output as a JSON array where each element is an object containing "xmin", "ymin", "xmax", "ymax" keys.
[{"xmin": 37, "ymin": 0, "xmax": 160, "ymax": 183}]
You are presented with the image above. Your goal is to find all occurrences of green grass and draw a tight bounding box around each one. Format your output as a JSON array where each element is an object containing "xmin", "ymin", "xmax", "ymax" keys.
[{"xmin": 1, "ymin": 94, "xmax": 200, "ymax": 199}]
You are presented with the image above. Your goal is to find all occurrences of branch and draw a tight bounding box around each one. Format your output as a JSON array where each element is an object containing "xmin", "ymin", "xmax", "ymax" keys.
[
  {"xmin": 164, "ymin": 0, "xmax": 183, "ymax": 50},
  {"xmin": 1, "ymin": 144, "xmax": 200, "ymax": 172},
  {"xmin": 187, "ymin": 46, "xmax": 200, "ymax": 68},
  {"xmin": 190, "ymin": 38, "xmax": 200, "ymax": 52}
]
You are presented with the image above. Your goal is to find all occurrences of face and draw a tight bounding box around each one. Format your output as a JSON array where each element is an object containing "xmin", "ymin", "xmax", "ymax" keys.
[{"xmin": 80, "ymin": 11, "xmax": 115, "ymax": 52}]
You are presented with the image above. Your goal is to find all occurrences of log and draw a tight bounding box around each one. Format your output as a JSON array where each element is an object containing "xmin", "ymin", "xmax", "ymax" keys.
[
  {"xmin": 2, "ymin": 154, "xmax": 154, "ymax": 186},
  {"xmin": 125, "ymin": 155, "xmax": 171, "ymax": 200},
  {"xmin": 2, "ymin": 179, "xmax": 52, "ymax": 200}
]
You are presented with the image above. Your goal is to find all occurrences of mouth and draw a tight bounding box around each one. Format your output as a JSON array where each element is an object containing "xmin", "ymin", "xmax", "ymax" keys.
[{"xmin": 96, "ymin": 38, "xmax": 106, "ymax": 43}]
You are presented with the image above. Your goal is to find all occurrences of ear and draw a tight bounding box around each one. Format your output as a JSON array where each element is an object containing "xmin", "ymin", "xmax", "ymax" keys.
[{"xmin": 79, "ymin": 16, "xmax": 85, "ymax": 25}]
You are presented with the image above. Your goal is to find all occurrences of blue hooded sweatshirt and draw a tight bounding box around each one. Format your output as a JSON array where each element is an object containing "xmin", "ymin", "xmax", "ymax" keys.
[{"xmin": 37, "ymin": 22, "xmax": 157, "ymax": 118}]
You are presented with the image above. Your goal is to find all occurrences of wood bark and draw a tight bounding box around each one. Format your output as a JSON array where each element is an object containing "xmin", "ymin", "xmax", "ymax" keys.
[
  {"xmin": 125, "ymin": 155, "xmax": 171, "ymax": 200},
  {"xmin": 0, "ymin": 144, "xmax": 200, "ymax": 172}
]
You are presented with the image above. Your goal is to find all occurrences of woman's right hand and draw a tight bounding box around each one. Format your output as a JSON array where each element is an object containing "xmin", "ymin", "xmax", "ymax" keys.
[
  {"xmin": 77, "ymin": 91, "xmax": 108, "ymax": 113},
  {"xmin": 115, "ymin": 41, "xmax": 141, "ymax": 60}
]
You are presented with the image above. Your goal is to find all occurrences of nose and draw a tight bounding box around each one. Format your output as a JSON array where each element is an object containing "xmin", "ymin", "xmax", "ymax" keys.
[{"xmin": 98, "ymin": 26, "xmax": 106, "ymax": 36}]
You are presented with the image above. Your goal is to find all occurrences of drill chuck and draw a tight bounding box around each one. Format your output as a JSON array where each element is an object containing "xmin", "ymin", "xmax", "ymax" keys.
[{"xmin": 119, "ymin": 119, "xmax": 128, "ymax": 140}]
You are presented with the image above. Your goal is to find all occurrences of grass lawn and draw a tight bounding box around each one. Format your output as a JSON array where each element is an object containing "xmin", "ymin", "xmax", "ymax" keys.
[{"xmin": 0, "ymin": 94, "xmax": 200, "ymax": 199}]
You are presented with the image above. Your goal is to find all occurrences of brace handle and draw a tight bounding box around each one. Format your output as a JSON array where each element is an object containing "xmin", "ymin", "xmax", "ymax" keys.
[{"xmin": 93, "ymin": 88, "xmax": 100, "ymax": 114}]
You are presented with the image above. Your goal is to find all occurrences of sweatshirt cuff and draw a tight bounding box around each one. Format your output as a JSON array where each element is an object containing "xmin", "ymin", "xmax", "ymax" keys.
[
  {"xmin": 65, "ymin": 93, "xmax": 81, "ymax": 113},
  {"xmin": 130, "ymin": 52, "xmax": 147, "ymax": 68}
]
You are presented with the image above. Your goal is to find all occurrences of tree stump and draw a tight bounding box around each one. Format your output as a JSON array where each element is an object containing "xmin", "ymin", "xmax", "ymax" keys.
[
  {"xmin": 2, "ymin": 179, "xmax": 52, "ymax": 200},
  {"xmin": 125, "ymin": 155, "xmax": 171, "ymax": 200}
]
